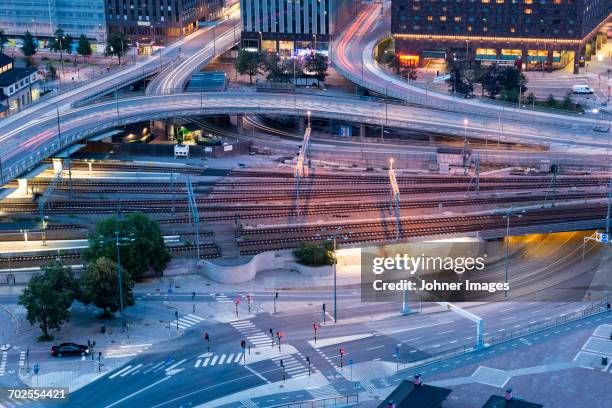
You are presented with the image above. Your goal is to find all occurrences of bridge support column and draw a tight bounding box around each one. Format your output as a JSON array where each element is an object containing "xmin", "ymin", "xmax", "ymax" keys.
[
  {"xmin": 150, "ymin": 120, "xmax": 167, "ymax": 140},
  {"xmin": 52, "ymin": 158, "xmax": 63, "ymax": 176},
  {"xmin": 359, "ymin": 123, "xmax": 366, "ymax": 141},
  {"xmin": 16, "ymin": 178, "xmax": 29, "ymax": 196},
  {"xmin": 229, "ymin": 115, "xmax": 244, "ymax": 133}
]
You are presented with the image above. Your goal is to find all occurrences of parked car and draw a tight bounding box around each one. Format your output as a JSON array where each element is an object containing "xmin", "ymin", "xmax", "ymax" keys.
[
  {"xmin": 572, "ymin": 85, "xmax": 594, "ymax": 94},
  {"xmin": 51, "ymin": 343, "xmax": 90, "ymax": 357}
]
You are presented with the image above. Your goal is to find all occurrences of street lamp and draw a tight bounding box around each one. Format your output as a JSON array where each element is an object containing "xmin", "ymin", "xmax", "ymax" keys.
[
  {"xmin": 307, "ymin": 110, "xmax": 311, "ymax": 128},
  {"xmin": 321, "ymin": 227, "xmax": 352, "ymax": 323},
  {"xmin": 501, "ymin": 208, "xmax": 525, "ymax": 298},
  {"xmin": 94, "ymin": 232, "xmax": 135, "ymax": 331}
]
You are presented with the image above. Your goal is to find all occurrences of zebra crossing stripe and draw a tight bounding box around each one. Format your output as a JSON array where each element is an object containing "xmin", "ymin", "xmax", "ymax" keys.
[
  {"xmin": 218, "ymin": 354, "xmax": 227, "ymax": 364},
  {"xmin": 187, "ymin": 314, "xmax": 204, "ymax": 321},
  {"xmin": 234, "ymin": 354, "xmax": 243, "ymax": 363},
  {"xmin": 226, "ymin": 354, "xmax": 234, "ymax": 364},
  {"xmin": 143, "ymin": 361, "xmax": 164, "ymax": 374},
  {"xmin": 195, "ymin": 359, "xmax": 202, "ymax": 368},
  {"xmin": 210, "ymin": 355, "xmax": 219, "ymax": 365},
  {"xmin": 202, "ymin": 357, "xmax": 211, "ymax": 367}
]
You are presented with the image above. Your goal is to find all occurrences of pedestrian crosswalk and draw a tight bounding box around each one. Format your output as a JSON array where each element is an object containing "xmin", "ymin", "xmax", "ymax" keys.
[
  {"xmin": 307, "ymin": 385, "xmax": 341, "ymax": 400},
  {"xmin": 194, "ymin": 352, "xmax": 243, "ymax": 368},
  {"xmin": 360, "ymin": 379, "xmax": 378, "ymax": 393},
  {"xmin": 18, "ymin": 351, "xmax": 25, "ymax": 370},
  {"xmin": 213, "ymin": 293, "xmax": 233, "ymax": 303},
  {"xmin": 240, "ymin": 399, "xmax": 259, "ymax": 408},
  {"xmin": 176, "ymin": 313, "xmax": 205, "ymax": 330},
  {"xmin": 271, "ymin": 353, "xmax": 315, "ymax": 379},
  {"xmin": 230, "ymin": 320, "xmax": 272, "ymax": 348},
  {"xmin": 105, "ymin": 343, "xmax": 152, "ymax": 359},
  {"xmin": 0, "ymin": 352, "xmax": 7, "ymax": 376}
]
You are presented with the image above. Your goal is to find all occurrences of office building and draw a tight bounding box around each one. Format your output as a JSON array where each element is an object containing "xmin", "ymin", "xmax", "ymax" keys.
[
  {"xmin": 391, "ymin": 0, "xmax": 612, "ymax": 73},
  {"xmin": 240, "ymin": 0, "xmax": 358, "ymax": 55},
  {"xmin": 105, "ymin": 0, "xmax": 224, "ymax": 46},
  {"xmin": 0, "ymin": 53, "xmax": 40, "ymax": 115},
  {"xmin": 0, "ymin": 0, "xmax": 106, "ymax": 43}
]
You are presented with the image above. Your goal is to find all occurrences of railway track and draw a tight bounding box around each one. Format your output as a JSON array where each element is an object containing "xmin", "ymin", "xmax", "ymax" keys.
[
  {"xmin": 43, "ymin": 160, "xmax": 204, "ymax": 175},
  {"xmin": 0, "ymin": 243, "xmax": 221, "ymax": 267},
  {"xmin": 237, "ymin": 205, "xmax": 607, "ymax": 255},
  {"xmin": 1, "ymin": 192, "xmax": 605, "ymax": 218}
]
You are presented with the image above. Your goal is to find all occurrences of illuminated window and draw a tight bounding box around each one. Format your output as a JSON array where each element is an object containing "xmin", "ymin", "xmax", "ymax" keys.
[
  {"xmin": 467, "ymin": 25, "xmax": 473, "ymax": 31},
  {"xmin": 483, "ymin": 27, "xmax": 488, "ymax": 32},
  {"xmin": 524, "ymin": 0, "xmax": 532, "ymax": 3},
  {"xmin": 510, "ymin": 27, "xmax": 516, "ymax": 32},
  {"xmin": 440, "ymin": 16, "xmax": 447, "ymax": 21},
  {"xmin": 427, "ymin": 15, "xmax": 433, "ymax": 21},
  {"xmin": 554, "ymin": 0, "xmax": 561, "ymax": 3},
  {"xmin": 524, "ymin": 8, "xmax": 532, "ymax": 13},
  {"xmin": 454, "ymin": 16, "xmax": 461, "ymax": 21},
  {"xmin": 496, "ymin": 0, "xmax": 504, "ymax": 2},
  {"xmin": 482, "ymin": 0, "xmax": 490, "ymax": 2}
]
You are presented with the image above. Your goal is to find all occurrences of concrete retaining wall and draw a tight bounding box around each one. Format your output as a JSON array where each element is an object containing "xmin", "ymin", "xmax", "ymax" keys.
[{"xmin": 198, "ymin": 250, "xmax": 333, "ymax": 283}]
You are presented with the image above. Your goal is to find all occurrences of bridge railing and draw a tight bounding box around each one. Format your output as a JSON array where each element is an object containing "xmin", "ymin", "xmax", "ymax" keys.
[{"xmin": 268, "ymin": 394, "xmax": 359, "ymax": 408}]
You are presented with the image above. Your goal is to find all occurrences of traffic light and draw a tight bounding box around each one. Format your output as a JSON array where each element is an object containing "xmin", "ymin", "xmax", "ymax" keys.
[
  {"xmin": 204, "ymin": 332, "xmax": 209, "ymax": 341},
  {"xmin": 241, "ymin": 340, "xmax": 246, "ymax": 349},
  {"xmin": 339, "ymin": 348, "xmax": 345, "ymax": 357}
]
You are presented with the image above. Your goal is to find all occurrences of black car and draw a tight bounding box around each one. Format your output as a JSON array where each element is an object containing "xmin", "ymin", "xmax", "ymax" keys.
[{"xmin": 51, "ymin": 343, "xmax": 90, "ymax": 357}]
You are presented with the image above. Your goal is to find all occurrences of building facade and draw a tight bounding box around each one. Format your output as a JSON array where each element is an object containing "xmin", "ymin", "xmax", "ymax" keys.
[
  {"xmin": 0, "ymin": 53, "xmax": 40, "ymax": 115},
  {"xmin": 0, "ymin": 0, "xmax": 106, "ymax": 42},
  {"xmin": 391, "ymin": 0, "xmax": 612, "ymax": 73},
  {"xmin": 105, "ymin": 0, "xmax": 224, "ymax": 46},
  {"xmin": 240, "ymin": 0, "xmax": 358, "ymax": 55}
]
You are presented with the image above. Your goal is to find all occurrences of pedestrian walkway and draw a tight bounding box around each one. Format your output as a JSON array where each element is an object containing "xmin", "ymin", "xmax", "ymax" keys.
[
  {"xmin": 306, "ymin": 385, "xmax": 341, "ymax": 400},
  {"xmin": 572, "ymin": 323, "xmax": 612, "ymax": 372},
  {"xmin": 229, "ymin": 320, "xmax": 272, "ymax": 348},
  {"xmin": 176, "ymin": 314, "xmax": 205, "ymax": 330},
  {"xmin": 194, "ymin": 352, "xmax": 243, "ymax": 368},
  {"xmin": 213, "ymin": 293, "xmax": 233, "ymax": 303},
  {"xmin": 240, "ymin": 399, "xmax": 259, "ymax": 408},
  {"xmin": 271, "ymin": 354, "xmax": 316, "ymax": 380},
  {"xmin": 106, "ymin": 356, "xmax": 183, "ymax": 379},
  {"xmin": 104, "ymin": 343, "xmax": 152, "ymax": 359},
  {"xmin": 0, "ymin": 352, "xmax": 7, "ymax": 376}
]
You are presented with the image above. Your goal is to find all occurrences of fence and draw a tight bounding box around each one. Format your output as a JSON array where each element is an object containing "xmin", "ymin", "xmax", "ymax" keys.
[
  {"xmin": 398, "ymin": 296, "xmax": 611, "ymax": 373},
  {"xmin": 269, "ymin": 394, "xmax": 359, "ymax": 408}
]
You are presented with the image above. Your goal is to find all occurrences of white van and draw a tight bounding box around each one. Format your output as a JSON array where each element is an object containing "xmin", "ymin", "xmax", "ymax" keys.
[{"xmin": 572, "ymin": 85, "xmax": 594, "ymax": 94}]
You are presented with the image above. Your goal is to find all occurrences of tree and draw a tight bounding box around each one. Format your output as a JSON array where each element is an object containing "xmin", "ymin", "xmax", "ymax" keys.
[
  {"xmin": 18, "ymin": 261, "xmax": 76, "ymax": 340},
  {"xmin": 480, "ymin": 64, "xmax": 503, "ymax": 99},
  {"xmin": 48, "ymin": 29, "xmax": 72, "ymax": 54},
  {"xmin": 83, "ymin": 212, "xmax": 171, "ymax": 280},
  {"xmin": 81, "ymin": 257, "xmax": 135, "ymax": 318},
  {"xmin": 105, "ymin": 32, "xmax": 129, "ymax": 65},
  {"xmin": 0, "ymin": 29, "xmax": 8, "ymax": 52},
  {"xmin": 445, "ymin": 57, "xmax": 473, "ymax": 97},
  {"xmin": 235, "ymin": 49, "xmax": 261, "ymax": 84},
  {"xmin": 261, "ymin": 53, "xmax": 292, "ymax": 83},
  {"xmin": 21, "ymin": 31, "xmax": 37, "ymax": 59},
  {"xmin": 304, "ymin": 53, "xmax": 329, "ymax": 85},
  {"xmin": 45, "ymin": 63, "xmax": 57, "ymax": 80},
  {"xmin": 293, "ymin": 241, "xmax": 334, "ymax": 267},
  {"xmin": 77, "ymin": 34, "xmax": 92, "ymax": 62}
]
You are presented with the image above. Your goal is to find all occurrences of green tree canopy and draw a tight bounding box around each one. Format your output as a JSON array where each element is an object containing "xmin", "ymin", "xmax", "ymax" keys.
[
  {"xmin": 77, "ymin": 34, "xmax": 92, "ymax": 60},
  {"xmin": 21, "ymin": 31, "xmax": 37, "ymax": 58},
  {"xmin": 48, "ymin": 29, "xmax": 72, "ymax": 54},
  {"xmin": 235, "ymin": 49, "xmax": 261, "ymax": 84},
  {"xmin": 18, "ymin": 261, "xmax": 76, "ymax": 340},
  {"xmin": 105, "ymin": 32, "xmax": 129, "ymax": 65},
  {"xmin": 0, "ymin": 29, "xmax": 8, "ymax": 52},
  {"xmin": 261, "ymin": 53, "xmax": 293, "ymax": 83},
  {"xmin": 81, "ymin": 257, "xmax": 135, "ymax": 318},
  {"xmin": 83, "ymin": 212, "xmax": 171, "ymax": 280},
  {"xmin": 445, "ymin": 57, "xmax": 474, "ymax": 97},
  {"xmin": 293, "ymin": 241, "xmax": 334, "ymax": 267},
  {"xmin": 304, "ymin": 53, "xmax": 329, "ymax": 85}
]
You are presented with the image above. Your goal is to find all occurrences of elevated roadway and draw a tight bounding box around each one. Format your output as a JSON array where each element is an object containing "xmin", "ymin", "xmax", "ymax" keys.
[
  {"xmin": 1, "ymin": 91, "xmax": 611, "ymax": 186},
  {"xmin": 332, "ymin": 3, "xmax": 609, "ymax": 130},
  {"xmin": 146, "ymin": 6, "xmax": 241, "ymax": 95}
]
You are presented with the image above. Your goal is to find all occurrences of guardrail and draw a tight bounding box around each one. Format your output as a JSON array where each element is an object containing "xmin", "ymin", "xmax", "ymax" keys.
[
  {"xmin": 398, "ymin": 295, "xmax": 611, "ymax": 373},
  {"xmin": 331, "ymin": 39, "xmax": 604, "ymax": 131},
  {"xmin": 269, "ymin": 394, "xmax": 359, "ymax": 408}
]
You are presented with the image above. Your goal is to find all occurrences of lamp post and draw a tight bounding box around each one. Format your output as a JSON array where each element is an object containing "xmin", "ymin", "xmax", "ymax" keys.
[
  {"xmin": 502, "ymin": 208, "xmax": 525, "ymax": 298},
  {"xmin": 94, "ymin": 232, "xmax": 135, "ymax": 331},
  {"xmin": 321, "ymin": 227, "xmax": 352, "ymax": 323}
]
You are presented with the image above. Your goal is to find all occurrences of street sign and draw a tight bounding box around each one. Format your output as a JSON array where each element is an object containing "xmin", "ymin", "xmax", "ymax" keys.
[{"xmin": 595, "ymin": 232, "xmax": 609, "ymax": 243}]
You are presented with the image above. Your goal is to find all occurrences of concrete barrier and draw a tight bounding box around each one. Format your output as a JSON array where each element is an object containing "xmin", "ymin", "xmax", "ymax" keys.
[{"xmin": 198, "ymin": 250, "xmax": 333, "ymax": 283}]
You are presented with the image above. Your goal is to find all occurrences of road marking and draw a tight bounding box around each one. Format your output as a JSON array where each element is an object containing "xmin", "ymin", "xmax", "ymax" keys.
[
  {"xmin": 210, "ymin": 355, "xmax": 218, "ymax": 366},
  {"xmin": 437, "ymin": 330, "xmax": 453, "ymax": 335},
  {"xmin": 378, "ymin": 321, "xmax": 453, "ymax": 335},
  {"xmin": 226, "ymin": 354, "xmax": 234, "ymax": 364},
  {"xmin": 202, "ymin": 358, "xmax": 210, "ymax": 367},
  {"xmin": 195, "ymin": 359, "xmax": 202, "ymax": 368},
  {"xmin": 105, "ymin": 375, "xmax": 173, "ymax": 408},
  {"xmin": 234, "ymin": 354, "xmax": 243, "ymax": 363},
  {"xmin": 366, "ymin": 345, "xmax": 384, "ymax": 351},
  {"xmin": 108, "ymin": 365, "xmax": 132, "ymax": 379},
  {"xmin": 143, "ymin": 361, "xmax": 164, "ymax": 374},
  {"xmin": 218, "ymin": 354, "xmax": 226, "ymax": 365},
  {"xmin": 165, "ymin": 359, "xmax": 186, "ymax": 371},
  {"xmin": 120, "ymin": 364, "xmax": 143, "ymax": 377}
]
